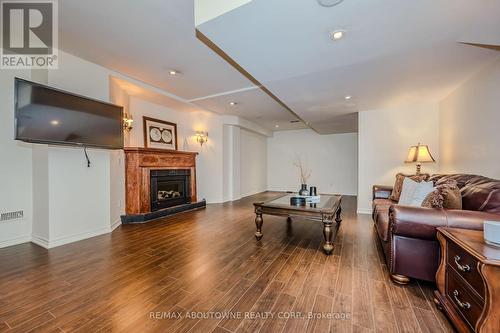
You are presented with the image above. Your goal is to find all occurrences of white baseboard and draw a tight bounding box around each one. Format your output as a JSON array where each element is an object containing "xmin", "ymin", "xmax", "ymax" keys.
[
  {"xmin": 220, "ymin": 190, "xmax": 268, "ymax": 203},
  {"xmin": 207, "ymin": 199, "xmax": 225, "ymax": 204},
  {"xmin": 357, "ymin": 208, "xmax": 372, "ymax": 215},
  {"xmin": 221, "ymin": 198, "xmax": 239, "ymax": 203},
  {"xmin": 0, "ymin": 235, "xmax": 31, "ymax": 248},
  {"xmin": 32, "ymin": 226, "xmax": 112, "ymax": 249},
  {"xmin": 205, "ymin": 196, "xmax": 225, "ymax": 204},
  {"xmin": 31, "ymin": 235, "xmax": 50, "ymax": 249},
  {"xmin": 240, "ymin": 190, "xmax": 266, "ymax": 199},
  {"xmin": 111, "ymin": 219, "xmax": 121, "ymax": 232},
  {"xmin": 48, "ymin": 226, "xmax": 111, "ymax": 248},
  {"xmin": 5, "ymin": 222, "xmax": 123, "ymax": 250}
]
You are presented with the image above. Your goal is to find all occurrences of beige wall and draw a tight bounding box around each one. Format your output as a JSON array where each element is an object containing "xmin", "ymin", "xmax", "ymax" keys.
[
  {"xmin": 0, "ymin": 70, "xmax": 33, "ymax": 248},
  {"xmin": 357, "ymin": 103, "xmax": 440, "ymax": 213},
  {"xmin": 439, "ymin": 57, "xmax": 500, "ymax": 179},
  {"xmin": 128, "ymin": 97, "xmax": 225, "ymax": 203},
  {"xmin": 240, "ymin": 128, "xmax": 267, "ymax": 198},
  {"xmin": 267, "ymin": 130, "xmax": 358, "ymax": 196},
  {"xmin": 31, "ymin": 51, "xmax": 121, "ymax": 248},
  {"xmin": 0, "ymin": 51, "xmax": 126, "ymax": 248},
  {"xmin": 357, "ymin": 58, "xmax": 500, "ymax": 214}
]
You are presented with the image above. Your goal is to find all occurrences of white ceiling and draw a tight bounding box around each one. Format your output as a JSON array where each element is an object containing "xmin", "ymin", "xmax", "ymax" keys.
[
  {"xmin": 58, "ymin": 0, "xmax": 500, "ymax": 135},
  {"xmin": 190, "ymin": 87, "xmax": 307, "ymax": 131},
  {"xmin": 197, "ymin": 0, "xmax": 500, "ymax": 133},
  {"xmin": 58, "ymin": 0, "xmax": 305, "ymax": 132},
  {"xmin": 109, "ymin": 77, "xmax": 200, "ymax": 114}
]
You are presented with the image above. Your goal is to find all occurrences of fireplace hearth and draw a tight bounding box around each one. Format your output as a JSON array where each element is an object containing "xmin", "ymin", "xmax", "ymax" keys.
[{"xmin": 150, "ymin": 169, "xmax": 191, "ymax": 211}]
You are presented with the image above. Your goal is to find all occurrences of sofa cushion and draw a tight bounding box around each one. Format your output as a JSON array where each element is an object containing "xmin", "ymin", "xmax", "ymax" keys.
[
  {"xmin": 429, "ymin": 174, "xmax": 476, "ymax": 188},
  {"xmin": 429, "ymin": 174, "xmax": 500, "ymax": 214},
  {"xmin": 462, "ymin": 186, "xmax": 500, "ymax": 214},
  {"xmin": 389, "ymin": 173, "xmax": 430, "ymax": 202}
]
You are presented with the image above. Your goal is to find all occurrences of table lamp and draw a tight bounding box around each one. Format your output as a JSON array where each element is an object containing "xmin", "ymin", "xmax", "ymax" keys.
[{"xmin": 405, "ymin": 143, "xmax": 435, "ymax": 175}]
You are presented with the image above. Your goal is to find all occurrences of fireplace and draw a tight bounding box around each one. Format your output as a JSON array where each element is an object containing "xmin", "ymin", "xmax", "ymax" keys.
[
  {"xmin": 150, "ymin": 169, "xmax": 191, "ymax": 211},
  {"xmin": 122, "ymin": 148, "xmax": 205, "ymax": 224}
]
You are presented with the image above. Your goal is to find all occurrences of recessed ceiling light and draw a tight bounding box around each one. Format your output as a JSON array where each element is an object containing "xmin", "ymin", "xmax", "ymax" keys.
[
  {"xmin": 169, "ymin": 70, "xmax": 179, "ymax": 76},
  {"xmin": 275, "ymin": 124, "xmax": 279, "ymax": 128},
  {"xmin": 344, "ymin": 95, "xmax": 352, "ymax": 100},
  {"xmin": 318, "ymin": 0, "xmax": 344, "ymax": 7},
  {"xmin": 229, "ymin": 102, "xmax": 237, "ymax": 106},
  {"xmin": 50, "ymin": 120, "xmax": 59, "ymax": 126},
  {"xmin": 331, "ymin": 30, "xmax": 345, "ymax": 41}
]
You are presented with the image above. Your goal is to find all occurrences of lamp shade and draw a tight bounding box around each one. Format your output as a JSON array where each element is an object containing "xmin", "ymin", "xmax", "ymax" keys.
[{"xmin": 405, "ymin": 143, "xmax": 435, "ymax": 163}]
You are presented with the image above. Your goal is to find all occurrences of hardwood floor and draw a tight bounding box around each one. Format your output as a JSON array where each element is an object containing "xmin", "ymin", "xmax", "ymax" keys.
[{"xmin": 0, "ymin": 192, "xmax": 455, "ymax": 333}]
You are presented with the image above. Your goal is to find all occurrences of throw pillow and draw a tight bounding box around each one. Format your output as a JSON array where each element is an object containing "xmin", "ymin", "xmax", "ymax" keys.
[
  {"xmin": 398, "ymin": 178, "xmax": 419, "ymax": 205},
  {"xmin": 399, "ymin": 178, "xmax": 434, "ymax": 206},
  {"xmin": 422, "ymin": 190, "xmax": 443, "ymax": 208},
  {"xmin": 410, "ymin": 181, "xmax": 435, "ymax": 206},
  {"xmin": 422, "ymin": 180, "xmax": 462, "ymax": 209},
  {"xmin": 389, "ymin": 173, "xmax": 430, "ymax": 202},
  {"xmin": 442, "ymin": 185, "xmax": 462, "ymax": 209}
]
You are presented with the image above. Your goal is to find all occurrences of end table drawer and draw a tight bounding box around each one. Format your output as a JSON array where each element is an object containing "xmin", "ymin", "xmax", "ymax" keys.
[
  {"xmin": 446, "ymin": 269, "xmax": 484, "ymax": 330},
  {"xmin": 447, "ymin": 241, "xmax": 484, "ymax": 298}
]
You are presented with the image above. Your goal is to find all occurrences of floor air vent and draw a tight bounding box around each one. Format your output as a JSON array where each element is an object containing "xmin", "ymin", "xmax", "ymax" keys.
[{"xmin": 0, "ymin": 211, "xmax": 24, "ymax": 222}]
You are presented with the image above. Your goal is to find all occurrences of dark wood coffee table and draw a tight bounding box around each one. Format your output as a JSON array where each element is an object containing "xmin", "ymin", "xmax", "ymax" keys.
[{"xmin": 253, "ymin": 193, "xmax": 342, "ymax": 254}]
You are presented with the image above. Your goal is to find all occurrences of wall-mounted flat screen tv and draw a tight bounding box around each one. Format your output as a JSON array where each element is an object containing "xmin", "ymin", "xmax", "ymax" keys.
[{"xmin": 15, "ymin": 78, "xmax": 124, "ymax": 149}]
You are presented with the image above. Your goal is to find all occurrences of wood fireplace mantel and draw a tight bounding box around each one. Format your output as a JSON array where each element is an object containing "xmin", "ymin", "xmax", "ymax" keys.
[{"xmin": 124, "ymin": 147, "xmax": 198, "ymax": 215}]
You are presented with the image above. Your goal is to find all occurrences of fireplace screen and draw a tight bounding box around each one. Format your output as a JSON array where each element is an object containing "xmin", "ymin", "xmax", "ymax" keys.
[{"xmin": 150, "ymin": 169, "xmax": 191, "ymax": 211}]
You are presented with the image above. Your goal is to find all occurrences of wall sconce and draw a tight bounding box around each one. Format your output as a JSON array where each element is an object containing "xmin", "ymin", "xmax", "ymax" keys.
[
  {"xmin": 195, "ymin": 131, "xmax": 208, "ymax": 146},
  {"xmin": 123, "ymin": 114, "xmax": 133, "ymax": 132}
]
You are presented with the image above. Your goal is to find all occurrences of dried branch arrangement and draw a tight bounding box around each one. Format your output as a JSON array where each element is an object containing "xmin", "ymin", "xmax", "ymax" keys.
[{"xmin": 293, "ymin": 155, "xmax": 312, "ymax": 184}]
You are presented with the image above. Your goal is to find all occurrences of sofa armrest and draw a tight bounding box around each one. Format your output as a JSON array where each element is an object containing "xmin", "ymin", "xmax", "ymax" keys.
[
  {"xmin": 373, "ymin": 185, "xmax": 393, "ymax": 200},
  {"xmin": 389, "ymin": 205, "xmax": 500, "ymax": 241}
]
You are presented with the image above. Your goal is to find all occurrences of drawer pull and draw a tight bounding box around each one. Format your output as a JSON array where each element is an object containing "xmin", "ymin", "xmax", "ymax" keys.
[
  {"xmin": 453, "ymin": 290, "xmax": 471, "ymax": 310},
  {"xmin": 454, "ymin": 255, "xmax": 471, "ymax": 272}
]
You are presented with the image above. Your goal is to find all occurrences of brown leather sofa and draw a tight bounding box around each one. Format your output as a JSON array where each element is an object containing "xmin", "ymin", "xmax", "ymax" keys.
[{"xmin": 372, "ymin": 174, "xmax": 500, "ymax": 284}]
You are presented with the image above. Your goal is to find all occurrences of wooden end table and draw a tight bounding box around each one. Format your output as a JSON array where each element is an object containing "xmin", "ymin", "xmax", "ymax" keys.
[
  {"xmin": 434, "ymin": 227, "xmax": 500, "ymax": 333},
  {"xmin": 253, "ymin": 193, "xmax": 342, "ymax": 254}
]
